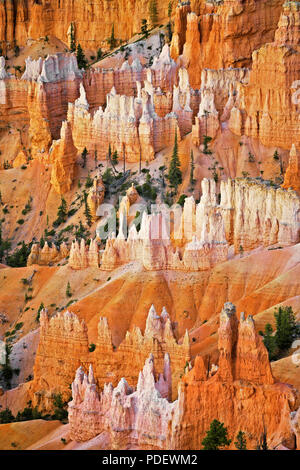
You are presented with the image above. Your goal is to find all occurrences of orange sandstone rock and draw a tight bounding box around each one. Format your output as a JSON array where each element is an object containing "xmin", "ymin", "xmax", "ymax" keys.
[
  {"xmin": 49, "ymin": 121, "xmax": 77, "ymax": 194},
  {"xmin": 67, "ymin": 302, "xmax": 299, "ymax": 449},
  {"xmin": 283, "ymin": 144, "xmax": 300, "ymax": 193},
  {"xmin": 30, "ymin": 305, "xmax": 190, "ymax": 411}
]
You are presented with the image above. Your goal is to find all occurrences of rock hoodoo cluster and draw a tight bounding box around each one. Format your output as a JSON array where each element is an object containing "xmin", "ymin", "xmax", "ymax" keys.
[
  {"xmin": 67, "ymin": 303, "xmax": 299, "ymax": 449},
  {"xmin": 30, "ymin": 305, "xmax": 190, "ymax": 410}
]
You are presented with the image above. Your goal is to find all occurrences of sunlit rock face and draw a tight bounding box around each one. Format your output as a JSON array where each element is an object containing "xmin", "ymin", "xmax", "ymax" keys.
[
  {"xmin": 168, "ymin": 303, "xmax": 298, "ymax": 450},
  {"xmin": 230, "ymin": 2, "xmax": 300, "ymax": 149},
  {"xmin": 49, "ymin": 121, "xmax": 77, "ymax": 194},
  {"xmin": 0, "ymin": 0, "xmax": 171, "ymax": 49},
  {"xmin": 97, "ymin": 177, "xmax": 300, "ymax": 272},
  {"xmin": 67, "ymin": 303, "xmax": 299, "ymax": 450},
  {"xmin": 30, "ymin": 306, "xmax": 190, "ymax": 412},
  {"xmin": 170, "ymin": 0, "xmax": 283, "ymax": 89}
]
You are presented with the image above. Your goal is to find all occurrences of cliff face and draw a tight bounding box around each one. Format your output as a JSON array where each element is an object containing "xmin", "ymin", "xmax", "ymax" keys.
[
  {"xmin": 0, "ymin": 0, "xmax": 171, "ymax": 50},
  {"xmin": 169, "ymin": 303, "xmax": 298, "ymax": 450},
  {"xmin": 67, "ymin": 302, "xmax": 299, "ymax": 449},
  {"xmin": 30, "ymin": 305, "xmax": 190, "ymax": 411},
  {"xmin": 230, "ymin": 2, "xmax": 300, "ymax": 150},
  {"xmin": 171, "ymin": 0, "xmax": 283, "ymax": 89}
]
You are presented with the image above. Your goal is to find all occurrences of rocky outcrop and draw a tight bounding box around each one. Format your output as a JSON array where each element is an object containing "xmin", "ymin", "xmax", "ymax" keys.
[
  {"xmin": 183, "ymin": 178, "xmax": 300, "ymax": 253},
  {"xmin": 99, "ymin": 177, "xmax": 300, "ymax": 272},
  {"xmin": 0, "ymin": 0, "xmax": 171, "ymax": 50},
  {"xmin": 170, "ymin": 2, "xmax": 191, "ymax": 60},
  {"xmin": 31, "ymin": 309, "xmax": 90, "ymax": 410},
  {"xmin": 30, "ymin": 305, "xmax": 190, "ymax": 412},
  {"xmin": 27, "ymin": 242, "xmax": 69, "ymax": 266},
  {"xmin": 22, "ymin": 54, "xmax": 83, "ymax": 83},
  {"xmin": 68, "ymin": 83, "xmax": 180, "ymax": 163},
  {"xmin": 67, "ymin": 302, "xmax": 299, "ymax": 449},
  {"xmin": 283, "ymin": 144, "xmax": 300, "ymax": 194},
  {"xmin": 49, "ymin": 121, "xmax": 78, "ymax": 194},
  {"xmin": 230, "ymin": 2, "xmax": 300, "ymax": 149},
  {"xmin": 291, "ymin": 407, "xmax": 300, "ymax": 450},
  {"xmin": 171, "ymin": 1, "xmax": 283, "ymax": 89},
  {"xmin": 68, "ymin": 354, "xmax": 175, "ymax": 445},
  {"xmin": 68, "ymin": 239, "xmax": 100, "ymax": 270},
  {"xmin": 100, "ymin": 207, "xmax": 229, "ymax": 272},
  {"xmin": 87, "ymin": 174, "xmax": 105, "ymax": 221},
  {"xmin": 169, "ymin": 303, "xmax": 298, "ymax": 450}
]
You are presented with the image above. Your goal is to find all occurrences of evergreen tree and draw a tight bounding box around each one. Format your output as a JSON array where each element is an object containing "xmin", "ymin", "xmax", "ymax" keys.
[
  {"xmin": 149, "ymin": 0, "xmax": 158, "ymax": 27},
  {"xmin": 81, "ymin": 147, "xmax": 88, "ymax": 168},
  {"xmin": 259, "ymin": 323, "xmax": 277, "ymax": 360},
  {"xmin": 85, "ymin": 171, "xmax": 93, "ymax": 189},
  {"xmin": 97, "ymin": 48, "xmax": 103, "ymax": 60},
  {"xmin": 75, "ymin": 220, "xmax": 86, "ymax": 239},
  {"xmin": 167, "ymin": 1, "xmax": 173, "ymax": 41},
  {"xmin": 53, "ymin": 197, "xmax": 68, "ymax": 227},
  {"xmin": 66, "ymin": 282, "xmax": 72, "ymax": 298},
  {"xmin": 202, "ymin": 419, "xmax": 232, "ymax": 450},
  {"xmin": 274, "ymin": 306, "xmax": 297, "ymax": 351},
  {"xmin": 257, "ymin": 431, "xmax": 268, "ymax": 450},
  {"xmin": 168, "ymin": 131, "xmax": 182, "ymax": 192},
  {"xmin": 0, "ymin": 223, "xmax": 11, "ymax": 262},
  {"xmin": 36, "ymin": 302, "xmax": 45, "ymax": 322},
  {"xmin": 141, "ymin": 19, "xmax": 149, "ymax": 38},
  {"xmin": 70, "ymin": 23, "xmax": 76, "ymax": 52},
  {"xmin": 76, "ymin": 43, "xmax": 87, "ymax": 69},
  {"xmin": 0, "ymin": 408, "xmax": 15, "ymax": 424},
  {"xmin": 168, "ymin": 1, "xmax": 173, "ymax": 19},
  {"xmin": 273, "ymin": 150, "xmax": 279, "ymax": 161},
  {"xmin": 6, "ymin": 241, "xmax": 31, "ymax": 268},
  {"xmin": 234, "ymin": 431, "xmax": 247, "ymax": 450},
  {"xmin": 107, "ymin": 24, "xmax": 117, "ymax": 50},
  {"xmin": 112, "ymin": 150, "xmax": 119, "ymax": 166},
  {"xmin": 83, "ymin": 190, "xmax": 92, "ymax": 227},
  {"xmin": 189, "ymin": 149, "xmax": 195, "ymax": 188}
]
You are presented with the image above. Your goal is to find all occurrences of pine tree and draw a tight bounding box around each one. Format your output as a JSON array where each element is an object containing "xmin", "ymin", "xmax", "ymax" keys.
[
  {"xmin": 189, "ymin": 149, "xmax": 195, "ymax": 188},
  {"xmin": 273, "ymin": 150, "xmax": 279, "ymax": 160},
  {"xmin": 234, "ymin": 431, "xmax": 247, "ymax": 450},
  {"xmin": 259, "ymin": 323, "xmax": 277, "ymax": 360},
  {"xmin": 97, "ymin": 48, "xmax": 103, "ymax": 60},
  {"xmin": 83, "ymin": 190, "xmax": 92, "ymax": 227},
  {"xmin": 81, "ymin": 147, "xmax": 88, "ymax": 168},
  {"xmin": 168, "ymin": 130, "xmax": 182, "ymax": 192},
  {"xmin": 0, "ymin": 408, "xmax": 15, "ymax": 424},
  {"xmin": 112, "ymin": 150, "xmax": 119, "ymax": 166},
  {"xmin": 274, "ymin": 306, "xmax": 297, "ymax": 351},
  {"xmin": 53, "ymin": 197, "xmax": 67, "ymax": 227},
  {"xmin": 85, "ymin": 171, "xmax": 93, "ymax": 189},
  {"xmin": 70, "ymin": 23, "xmax": 76, "ymax": 52},
  {"xmin": 202, "ymin": 419, "xmax": 232, "ymax": 450},
  {"xmin": 168, "ymin": 1, "xmax": 173, "ymax": 19},
  {"xmin": 149, "ymin": 0, "xmax": 158, "ymax": 27},
  {"xmin": 141, "ymin": 19, "xmax": 149, "ymax": 38},
  {"xmin": 36, "ymin": 302, "xmax": 45, "ymax": 322},
  {"xmin": 66, "ymin": 282, "xmax": 72, "ymax": 298},
  {"xmin": 76, "ymin": 43, "xmax": 87, "ymax": 69},
  {"xmin": 107, "ymin": 24, "xmax": 117, "ymax": 50},
  {"xmin": 257, "ymin": 431, "xmax": 268, "ymax": 450},
  {"xmin": 75, "ymin": 220, "xmax": 86, "ymax": 239}
]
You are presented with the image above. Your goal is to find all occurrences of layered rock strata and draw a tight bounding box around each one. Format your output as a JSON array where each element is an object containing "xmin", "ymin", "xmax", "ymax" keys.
[
  {"xmin": 68, "ymin": 302, "xmax": 299, "ymax": 449},
  {"xmin": 229, "ymin": 2, "xmax": 300, "ymax": 149},
  {"xmin": 30, "ymin": 305, "xmax": 190, "ymax": 410}
]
